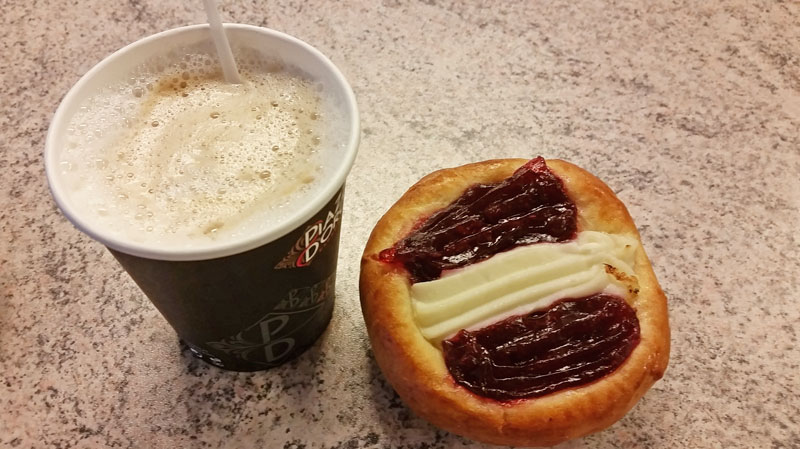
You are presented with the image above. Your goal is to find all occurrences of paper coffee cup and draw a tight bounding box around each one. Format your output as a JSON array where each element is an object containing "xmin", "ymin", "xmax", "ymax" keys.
[{"xmin": 44, "ymin": 24, "xmax": 360, "ymax": 371}]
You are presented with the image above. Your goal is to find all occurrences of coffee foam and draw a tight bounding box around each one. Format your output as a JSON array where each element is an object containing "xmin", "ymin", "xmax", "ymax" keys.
[{"xmin": 59, "ymin": 46, "xmax": 334, "ymax": 249}]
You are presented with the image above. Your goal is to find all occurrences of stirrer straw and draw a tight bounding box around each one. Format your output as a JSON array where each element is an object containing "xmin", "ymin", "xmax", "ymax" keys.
[{"xmin": 203, "ymin": 0, "xmax": 242, "ymax": 84}]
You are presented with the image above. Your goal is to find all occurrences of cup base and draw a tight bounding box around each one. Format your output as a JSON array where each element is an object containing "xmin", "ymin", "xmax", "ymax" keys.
[
  {"xmin": 181, "ymin": 339, "xmax": 323, "ymax": 371},
  {"xmin": 179, "ymin": 293, "xmax": 333, "ymax": 372}
]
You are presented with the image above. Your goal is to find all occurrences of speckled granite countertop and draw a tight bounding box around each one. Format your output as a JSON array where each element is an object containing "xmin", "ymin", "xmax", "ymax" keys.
[{"xmin": 2, "ymin": 0, "xmax": 799, "ymax": 448}]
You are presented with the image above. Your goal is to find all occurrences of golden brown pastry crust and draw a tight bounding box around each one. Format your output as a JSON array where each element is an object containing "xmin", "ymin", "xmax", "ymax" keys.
[{"xmin": 359, "ymin": 159, "xmax": 670, "ymax": 447}]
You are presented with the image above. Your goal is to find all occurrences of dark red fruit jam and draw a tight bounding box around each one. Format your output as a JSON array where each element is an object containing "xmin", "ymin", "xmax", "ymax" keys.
[
  {"xmin": 442, "ymin": 294, "xmax": 640, "ymax": 401},
  {"xmin": 379, "ymin": 157, "xmax": 577, "ymax": 282}
]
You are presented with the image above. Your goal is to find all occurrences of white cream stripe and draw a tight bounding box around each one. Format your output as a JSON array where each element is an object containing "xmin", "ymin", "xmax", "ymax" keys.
[{"xmin": 410, "ymin": 231, "xmax": 639, "ymax": 344}]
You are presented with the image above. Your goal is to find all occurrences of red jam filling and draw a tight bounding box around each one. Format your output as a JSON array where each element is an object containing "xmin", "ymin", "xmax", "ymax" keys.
[
  {"xmin": 379, "ymin": 157, "xmax": 577, "ymax": 282},
  {"xmin": 442, "ymin": 294, "xmax": 641, "ymax": 401}
]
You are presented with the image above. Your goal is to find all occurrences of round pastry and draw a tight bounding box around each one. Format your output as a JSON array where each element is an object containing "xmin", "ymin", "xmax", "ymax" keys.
[{"xmin": 359, "ymin": 157, "xmax": 669, "ymax": 447}]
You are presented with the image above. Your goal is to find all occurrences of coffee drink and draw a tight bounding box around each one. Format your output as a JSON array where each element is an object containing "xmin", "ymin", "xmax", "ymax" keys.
[{"xmin": 46, "ymin": 25, "xmax": 359, "ymax": 370}]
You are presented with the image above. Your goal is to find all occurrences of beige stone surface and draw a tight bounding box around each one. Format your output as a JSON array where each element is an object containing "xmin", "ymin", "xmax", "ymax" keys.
[{"xmin": 1, "ymin": 0, "xmax": 798, "ymax": 448}]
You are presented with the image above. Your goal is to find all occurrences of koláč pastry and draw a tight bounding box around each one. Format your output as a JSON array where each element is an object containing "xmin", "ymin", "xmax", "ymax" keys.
[{"xmin": 360, "ymin": 157, "xmax": 669, "ymax": 446}]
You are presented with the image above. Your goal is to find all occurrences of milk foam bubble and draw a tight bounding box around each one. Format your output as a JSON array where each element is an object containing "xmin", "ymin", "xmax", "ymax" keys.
[{"xmin": 59, "ymin": 47, "xmax": 334, "ymax": 249}]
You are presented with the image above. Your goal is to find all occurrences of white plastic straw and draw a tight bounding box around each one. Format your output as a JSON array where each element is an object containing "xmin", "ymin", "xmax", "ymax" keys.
[{"xmin": 203, "ymin": 0, "xmax": 242, "ymax": 84}]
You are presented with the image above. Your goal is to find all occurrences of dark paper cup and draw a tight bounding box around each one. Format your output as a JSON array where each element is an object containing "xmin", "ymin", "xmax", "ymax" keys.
[{"xmin": 44, "ymin": 25, "xmax": 360, "ymax": 371}]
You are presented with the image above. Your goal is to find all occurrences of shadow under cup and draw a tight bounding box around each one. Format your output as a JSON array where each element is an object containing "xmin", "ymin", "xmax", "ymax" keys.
[{"xmin": 44, "ymin": 25, "xmax": 360, "ymax": 371}]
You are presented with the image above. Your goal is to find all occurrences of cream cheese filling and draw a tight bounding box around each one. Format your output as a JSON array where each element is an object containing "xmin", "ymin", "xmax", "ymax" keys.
[{"xmin": 410, "ymin": 231, "xmax": 639, "ymax": 344}]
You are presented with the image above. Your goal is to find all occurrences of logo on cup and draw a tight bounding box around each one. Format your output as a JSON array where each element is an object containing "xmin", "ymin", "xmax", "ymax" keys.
[
  {"xmin": 275, "ymin": 192, "xmax": 344, "ymax": 269},
  {"xmin": 205, "ymin": 274, "xmax": 335, "ymax": 366}
]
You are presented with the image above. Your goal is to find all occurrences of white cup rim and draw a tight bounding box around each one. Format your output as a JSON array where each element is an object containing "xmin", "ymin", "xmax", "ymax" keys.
[{"xmin": 44, "ymin": 24, "xmax": 360, "ymax": 261}]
